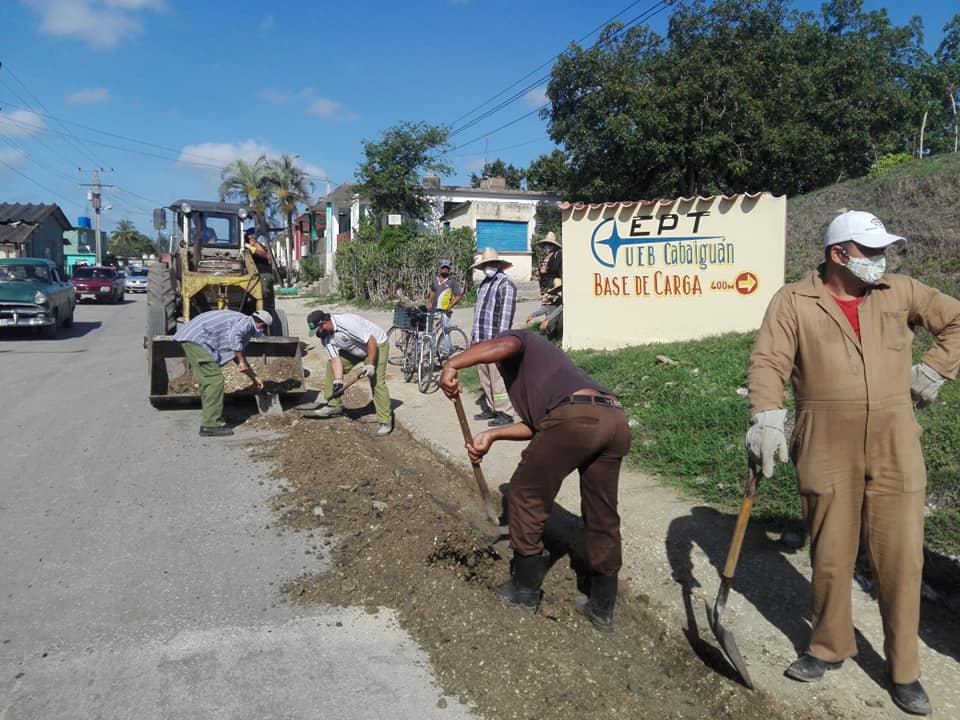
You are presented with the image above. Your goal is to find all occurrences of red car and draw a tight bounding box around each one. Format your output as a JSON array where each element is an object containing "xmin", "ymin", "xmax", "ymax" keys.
[{"xmin": 72, "ymin": 265, "xmax": 125, "ymax": 303}]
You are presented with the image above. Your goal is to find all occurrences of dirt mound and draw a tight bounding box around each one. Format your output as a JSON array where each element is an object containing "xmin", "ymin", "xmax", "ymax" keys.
[{"xmin": 243, "ymin": 407, "xmax": 818, "ymax": 720}]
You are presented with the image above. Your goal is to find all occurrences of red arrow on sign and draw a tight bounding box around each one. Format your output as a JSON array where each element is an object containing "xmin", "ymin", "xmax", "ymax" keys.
[{"xmin": 735, "ymin": 272, "xmax": 758, "ymax": 295}]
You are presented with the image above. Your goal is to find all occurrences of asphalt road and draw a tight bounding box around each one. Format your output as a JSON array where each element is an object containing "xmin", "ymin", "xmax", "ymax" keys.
[{"xmin": 0, "ymin": 295, "xmax": 471, "ymax": 720}]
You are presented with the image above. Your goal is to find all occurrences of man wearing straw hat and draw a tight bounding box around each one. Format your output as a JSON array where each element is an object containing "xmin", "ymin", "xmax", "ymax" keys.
[
  {"xmin": 471, "ymin": 247, "xmax": 517, "ymax": 427},
  {"xmin": 536, "ymin": 231, "xmax": 562, "ymax": 301}
]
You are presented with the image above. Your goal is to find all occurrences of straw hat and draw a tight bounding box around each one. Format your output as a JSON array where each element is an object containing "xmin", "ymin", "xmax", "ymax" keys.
[
  {"xmin": 470, "ymin": 247, "xmax": 513, "ymax": 271},
  {"xmin": 538, "ymin": 231, "xmax": 561, "ymax": 248}
]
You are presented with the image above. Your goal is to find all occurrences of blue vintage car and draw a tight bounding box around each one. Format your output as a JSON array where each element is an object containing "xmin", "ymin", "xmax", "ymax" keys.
[{"xmin": 0, "ymin": 257, "xmax": 76, "ymax": 338}]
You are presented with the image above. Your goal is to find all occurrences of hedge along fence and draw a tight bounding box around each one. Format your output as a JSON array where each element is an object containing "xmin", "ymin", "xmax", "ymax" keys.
[{"xmin": 335, "ymin": 220, "xmax": 477, "ymax": 304}]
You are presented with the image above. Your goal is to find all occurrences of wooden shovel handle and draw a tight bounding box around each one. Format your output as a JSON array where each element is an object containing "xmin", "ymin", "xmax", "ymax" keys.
[
  {"xmin": 452, "ymin": 394, "xmax": 493, "ymax": 505},
  {"xmin": 721, "ymin": 466, "xmax": 758, "ymax": 581}
]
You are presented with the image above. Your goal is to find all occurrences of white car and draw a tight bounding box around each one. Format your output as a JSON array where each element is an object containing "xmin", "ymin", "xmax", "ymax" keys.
[{"xmin": 124, "ymin": 268, "xmax": 149, "ymax": 293}]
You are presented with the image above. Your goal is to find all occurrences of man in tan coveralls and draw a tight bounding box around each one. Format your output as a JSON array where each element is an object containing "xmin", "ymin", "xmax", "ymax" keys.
[{"xmin": 746, "ymin": 210, "xmax": 960, "ymax": 716}]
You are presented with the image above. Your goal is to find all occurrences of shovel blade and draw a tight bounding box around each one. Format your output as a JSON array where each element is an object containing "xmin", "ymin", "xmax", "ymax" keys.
[
  {"xmin": 256, "ymin": 391, "xmax": 283, "ymax": 416},
  {"xmin": 706, "ymin": 584, "xmax": 754, "ymax": 690}
]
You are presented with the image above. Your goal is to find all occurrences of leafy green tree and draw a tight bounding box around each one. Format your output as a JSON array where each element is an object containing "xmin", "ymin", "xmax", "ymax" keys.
[
  {"xmin": 109, "ymin": 219, "xmax": 155, "ymax": 259},
  {"xmin": 355, "ymin": 121, "xmax": 452, "ymax": 220},
  {"xmin": 219, "ymin": 156, "xmax": 271, "ymax": 235},
  {"xmin": 935, "ymin": 14, "xmax": 960, "ymax": 153},
  {"xmin": 470, "ymin": 158, "xmax": 525, "ymax": 188},
  {"xmin": 544, "ymin": 0, "xmax": 932, "ymax": 199},
  {"xmin": 525, "ymin": 150, "xmax": 571, "ymax": 194}
]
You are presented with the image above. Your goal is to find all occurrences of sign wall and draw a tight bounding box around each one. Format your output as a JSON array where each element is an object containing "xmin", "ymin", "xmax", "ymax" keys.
[{"xmin": 561, "ymin": 193, "xmax": 786, "ymax": 350}]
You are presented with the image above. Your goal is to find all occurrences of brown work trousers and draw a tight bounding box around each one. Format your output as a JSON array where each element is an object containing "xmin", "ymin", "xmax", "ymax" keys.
[
  {"xmin": 794, "ymin": 401, "xmax": 926, "ymax": 684},
  {"xmin": 508, "ymin": 403, "xmax": 632, "ymax": 575}
]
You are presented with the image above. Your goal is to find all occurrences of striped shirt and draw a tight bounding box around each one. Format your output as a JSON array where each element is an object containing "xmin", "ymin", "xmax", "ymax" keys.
[
  {"xmin": 173, "ymin": 310, "xmax": 258, "ymax": 366},
  {"xmin": 323, "ymin": 313, "xmax": 388, "ymax": 361},
  {"xmin": 471, "ymin": 271, "xmax": 517, "ymax": 343}
]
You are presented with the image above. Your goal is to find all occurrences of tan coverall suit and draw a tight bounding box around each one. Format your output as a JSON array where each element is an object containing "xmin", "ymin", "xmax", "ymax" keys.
[{"xmin": 748, "ymin": 270, "xmax": 960, "ymax": 683}]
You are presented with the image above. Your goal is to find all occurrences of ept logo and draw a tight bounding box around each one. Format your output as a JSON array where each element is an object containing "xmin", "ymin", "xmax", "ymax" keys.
[{"xmin": 590, "ymin": 213, "xmax": 723, "ymax": 268}]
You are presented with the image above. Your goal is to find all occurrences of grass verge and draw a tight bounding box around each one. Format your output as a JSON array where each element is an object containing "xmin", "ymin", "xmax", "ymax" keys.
[{"xmin": 572, "ymin": 332, "xmax": 960, "ymax": 555}]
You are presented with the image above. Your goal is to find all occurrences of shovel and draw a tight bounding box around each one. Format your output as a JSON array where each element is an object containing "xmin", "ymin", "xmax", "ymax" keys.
[
  {"xmin": 298, "ymin": 367, "xmax": 366, "ymax": 413},
  {"xmin": 706, "ymin": 465, "xmax": 758, "ymax": 690},
  {"xmin": 451, "ymin": 394, "xmax": 502, "ymax": 526},
  {"xmin": 255, "ymin": 389, "xmax": 283, "ymax": 416}
]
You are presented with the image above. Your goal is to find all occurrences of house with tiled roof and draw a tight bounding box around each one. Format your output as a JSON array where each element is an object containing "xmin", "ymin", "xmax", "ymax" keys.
[{"xmin": 0, "ymin": 203, "xmax": 72, "ymax": 268}]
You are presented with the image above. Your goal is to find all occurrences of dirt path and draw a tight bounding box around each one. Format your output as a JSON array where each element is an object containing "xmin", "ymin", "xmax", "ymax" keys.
[{"xmin": 261, "ymin": 297, "xmax": 959, "ymax": 719}]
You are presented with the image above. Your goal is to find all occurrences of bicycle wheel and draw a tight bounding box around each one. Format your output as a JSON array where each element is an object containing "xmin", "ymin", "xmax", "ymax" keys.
[
  {"xmin": 386, "ymin": 325, "xmax": 408, "ymax": 366},
  {"xmin": 402, "ymin": 335, "xmax": 418, "ymax": 382},
  {"xmin": 417, "ymin": 336, "xmax": 435, "ymax": 392},
  {"xmin": 443, "ymin": 326, "xmax": 469, "ymax": 360}
]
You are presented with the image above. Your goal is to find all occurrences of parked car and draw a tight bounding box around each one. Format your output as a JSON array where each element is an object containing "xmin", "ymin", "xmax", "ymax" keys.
[
  {"xmin": 72, "ymin": 265, "xmax": 125, "ymax": 303},
  {"xmin": 124, "ymin": 267, "xmax": 149, "ymax": 293},
  {"xmin": 0, "ymin": 258, "xmax": 76, "ymax": 338}
]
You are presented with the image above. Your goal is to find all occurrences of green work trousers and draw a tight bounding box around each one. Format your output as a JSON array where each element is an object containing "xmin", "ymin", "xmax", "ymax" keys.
[
  {"xmin": 182, "ymin": 342, "xmax": 225, "ymax": 428},
  {"xmin": 323, "ymin": 343, "xmax": 392, "ymax": 425}
]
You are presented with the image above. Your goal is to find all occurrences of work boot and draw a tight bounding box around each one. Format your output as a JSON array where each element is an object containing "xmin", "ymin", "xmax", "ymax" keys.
[
  {"xmin": 890, "ymin": 679, "xmax": 931, "ymax": 716},
  {"xmin": 474, "ymin": 409, "xmax": 497, "ymax": 421},
  {"xmin": 199, "ymin": 425, "xmax": 234, "ymax": 437},
  {"xmin": 784, "ymin": 653, "xmax": 842, "ymax": 682},
  {"xmin": 488, "ymin": 412, "xmax": 514, "ymax": 427},
  {"xmin": 313, "ymin": 405, "xmax": 343, "ymax": 418},
  {"xmin": 499, "ymin": 552, "xmax": 550, "ymax": 613},
  {"xmin": 575, "ymin": 574, "xmax": 617, "ymax": 633}
]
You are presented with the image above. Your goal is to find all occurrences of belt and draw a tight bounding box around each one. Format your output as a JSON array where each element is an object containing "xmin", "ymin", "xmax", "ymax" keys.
[{"xmin": 550, "ymin": 394, "xmax": 623, "ymax": 413}]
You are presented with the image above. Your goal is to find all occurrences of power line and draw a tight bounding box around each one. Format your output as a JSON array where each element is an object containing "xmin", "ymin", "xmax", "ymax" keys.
[
  {"xmin": 0, "ymin": 157, "xmax": 84, "ymax": 211},
  {"xmin": 446, "ymin": 0, "xmax": 673, "ymax": 138}
]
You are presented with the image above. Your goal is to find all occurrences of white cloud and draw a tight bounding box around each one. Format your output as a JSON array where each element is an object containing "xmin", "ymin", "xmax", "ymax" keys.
[
  {"xmin": 22, "ymin": 0, "xmax": 166, "ymax": 50},
  {"xmin": 0, "ymin": 147, "xmax": 27, "ymax": 167},
  {"xmin": 66, "ymin": 87, "xmax": 112, "ymax": 105},
  {"xmin": 523, "ymin": 85, "xmax": 548, "ymax": 108},
  {"xmin": 259, "ymin": 14, "xmax": 274, "ymax": 31},
  {"xmin": 175, "ymin": 140, "xmax": 279, "ymax": 172},
  {"xmin": 0, "ymin": 109, "xmax": 47, "ymax": 137},
  {"xmin": 307, "ymin": 98, "xmax": 343, "ymax": 119}
]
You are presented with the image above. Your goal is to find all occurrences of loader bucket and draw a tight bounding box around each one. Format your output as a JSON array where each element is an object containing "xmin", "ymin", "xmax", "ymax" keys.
[{"xmin": 148, "ymin": 335, "xmax": 306, "ymax": 406}]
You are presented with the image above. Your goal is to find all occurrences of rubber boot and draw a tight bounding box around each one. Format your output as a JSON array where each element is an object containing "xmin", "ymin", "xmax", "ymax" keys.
[
  {"xmin": 575, "ymin": 574, "xmax": 617, "ymax": 633},
  {"xmin": 498, "ymin": 552, "xmax": 550, "ymax": 613}
]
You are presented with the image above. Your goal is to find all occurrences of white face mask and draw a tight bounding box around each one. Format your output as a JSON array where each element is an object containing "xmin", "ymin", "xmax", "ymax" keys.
[
  {"xmin": 482, "ymin": 266, "xmax": 498, "ymax": 279},
  {"xmin": 845, "ymin": 254, "xmax": 886, "ymax": 283}
]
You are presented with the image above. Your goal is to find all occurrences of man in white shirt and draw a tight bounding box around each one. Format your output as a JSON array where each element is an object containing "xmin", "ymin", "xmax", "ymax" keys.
[{"xmin": 307, "ymin": 310, "xmax": 393, "ymax": 436}]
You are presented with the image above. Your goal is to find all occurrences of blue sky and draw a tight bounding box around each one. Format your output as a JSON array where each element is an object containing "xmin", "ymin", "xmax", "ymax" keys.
[{"xmin": 0, "ymin": 0, "xmax": 956, "ymax": 236}]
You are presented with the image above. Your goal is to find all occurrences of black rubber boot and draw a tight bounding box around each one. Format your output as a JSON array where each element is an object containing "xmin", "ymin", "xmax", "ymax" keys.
[
  {"xmin": 575, "ymin": 574, "xmax": 617, "ymax": 632},
  {"xmin": 499, "ymin": 552, "xmax": 550, "ymax": 613}
]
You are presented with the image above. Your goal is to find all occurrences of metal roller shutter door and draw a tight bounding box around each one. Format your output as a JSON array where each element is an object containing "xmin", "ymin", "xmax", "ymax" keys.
[{"xmin": 476, "ymin": 220, "xmax": 528, "ymax": 252}]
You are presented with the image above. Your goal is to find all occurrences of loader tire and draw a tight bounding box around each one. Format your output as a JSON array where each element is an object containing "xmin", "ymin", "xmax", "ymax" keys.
[
  {"xmin": 269, "ymin": 307, "xmax": 289, "ymax": 337},
  {"xmin": 147, "ymin": 264, "xmax": 177, "ymax": 334}
]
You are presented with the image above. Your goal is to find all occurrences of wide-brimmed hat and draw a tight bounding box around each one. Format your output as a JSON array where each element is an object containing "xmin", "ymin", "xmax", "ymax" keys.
[
  {"xmin": 538, "ymin": 231, "xmax": 561, "ymax": 248},
  {"xmin": 824, "ymin": 211, "xmax": 905, "ymax": 249},
  {"xmin": 470, "ymin": 247, "xmax": 513, "ymax": 271}
]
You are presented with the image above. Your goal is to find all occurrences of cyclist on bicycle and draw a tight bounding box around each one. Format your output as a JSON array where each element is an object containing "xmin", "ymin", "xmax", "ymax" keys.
[{"xmin": 426, "ymin": 259, "xmax": 463, "ymax": 357}]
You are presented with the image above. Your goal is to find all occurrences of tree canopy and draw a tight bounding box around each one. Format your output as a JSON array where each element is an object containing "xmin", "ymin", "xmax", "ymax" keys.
[
  {"xmin": 543, "ymin": 0, "xmax": 960, "ymax": 201},
  {"xmin": 108, "ymin": 219, "xmax": 155, "ymax": 259},
  {"xmin": 470, "ymin": 158, "xmax": 526, "ymax": 189},
  {"xmin": 354, "ymin": 121, "xmax": 452, "ymax": 220}
]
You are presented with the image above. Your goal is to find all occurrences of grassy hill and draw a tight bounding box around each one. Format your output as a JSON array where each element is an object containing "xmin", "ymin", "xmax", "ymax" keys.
[{"xmin": 573, "ymin": 154, "xmax": 960, "ymax": 558}]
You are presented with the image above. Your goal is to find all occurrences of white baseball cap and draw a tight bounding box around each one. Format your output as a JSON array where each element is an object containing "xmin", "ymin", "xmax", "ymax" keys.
[
  {"xmin": 824, "ymin": 210, "xmax": 905, "ymax": 249},
  {"xmin": 251, "ymin": 309, "xmax": 273, "ymax": 327}
]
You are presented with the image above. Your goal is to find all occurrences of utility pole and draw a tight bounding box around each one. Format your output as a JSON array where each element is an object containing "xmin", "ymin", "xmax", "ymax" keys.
[{"xmin": 80, "ymin": 168, "xmax": 113, "ymax": 265}]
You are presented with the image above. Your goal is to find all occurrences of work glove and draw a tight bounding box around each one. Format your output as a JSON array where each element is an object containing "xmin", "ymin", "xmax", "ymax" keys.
[
  {"xmin": 911, "ymin": 363, "xmax": 946, "ymax": 409},
  {"xmin": 330, "ymin": 381, "xmax": 345, "ymax": 399},
  {"xmin": 745, "ymin": 408, "xmax": 789, "ymax": 479},
  {"xmin": 361, "ymin": 364, "xmax": 376, "ymax": 378}
]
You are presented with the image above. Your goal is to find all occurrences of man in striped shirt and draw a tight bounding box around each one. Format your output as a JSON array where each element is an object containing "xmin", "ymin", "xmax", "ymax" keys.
[
  {"xmin": 173, "ymin": 309, "xmax": 272, "ymax": 436},
  {"xmin": 470, "ymin": 247, "xmax": 517, "ymax": 427}
]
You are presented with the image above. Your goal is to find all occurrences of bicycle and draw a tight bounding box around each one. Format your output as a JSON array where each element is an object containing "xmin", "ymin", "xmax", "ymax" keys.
[
  {"xmin": 386, "ymin": 303, "xmax": 416, "ymax": 367},
  {"xmin": 399, "ymin": 308, "xmax": 438, "ymax": 392}
]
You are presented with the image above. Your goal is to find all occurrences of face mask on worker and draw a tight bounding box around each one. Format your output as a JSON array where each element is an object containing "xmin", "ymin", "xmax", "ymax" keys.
[
  {"xmin": 253, "ymin": 324, "xmax": 265, "ymax": 337},
  {"xmin": 841, "ymin": 248, "xmax": 886, "ymax": 283},
  {"xmin": 439, "ymin": 269, "xmax": 450, "ymax": 278},
  {"xmin": 482, "ymin": 266, "xmax": 498, "ymax": 279}
]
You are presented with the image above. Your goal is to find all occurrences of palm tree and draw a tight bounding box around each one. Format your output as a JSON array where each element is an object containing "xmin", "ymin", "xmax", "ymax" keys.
[
  {"xmin": 109, "ymin": 218, "xmax": 151, "ymax": 259},
  {"xmin": 267, "ymin": 154, "xmax": 314, "ymax": 286},
  {"xmin": 219, "ymin": 156, "xmax": 271, "ymax": 236}
]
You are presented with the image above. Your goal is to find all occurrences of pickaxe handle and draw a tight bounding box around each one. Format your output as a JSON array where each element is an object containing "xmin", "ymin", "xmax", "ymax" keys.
[{"xmin": 452, "ymin": 394, "xmax": 500, "ymax": 524}]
